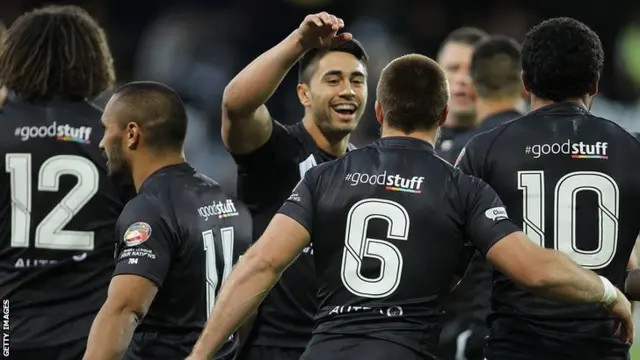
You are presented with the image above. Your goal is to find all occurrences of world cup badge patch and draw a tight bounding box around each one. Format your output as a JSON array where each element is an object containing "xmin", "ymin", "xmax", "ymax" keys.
[{"xmin": 123, "ymin": 222, "xmax": 152, "ymax": 247}]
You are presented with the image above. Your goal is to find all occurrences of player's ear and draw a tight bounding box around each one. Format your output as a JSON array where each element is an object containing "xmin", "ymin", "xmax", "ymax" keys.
[
  {"xmin": 589, "ymin": 73, "xmax": 600, "ymax": 97},
  {"xmin": 126, "ymin": 122, "xmax": 140, "ymax": 150},
  {"xmin": 297, "ymin": 82, "xmax": 312, "ymax": 108},
  {"xmin": 520, "ymin": 82, "xmax": 529, "ymax": 100},
  {"xmin": 521, "ymin": 70, "xmax": 531, "ymax": 93},
  {"xmin": 437, "ymin": 105, "xmax": 448, "ymax": 127},
  {"xmin": 374, "ymin": 100, "xmax": 383, "ymax": 126}
]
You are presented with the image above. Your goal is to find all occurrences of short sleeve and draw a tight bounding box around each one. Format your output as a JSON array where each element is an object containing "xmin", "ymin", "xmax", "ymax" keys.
[
  {"xmin": 113, "ymin": 199, "xmax": 176, "ymax": 287},
  {"xmin": 277, "ymin": 170, "xmax": 315, "ymax": 234},
  {"xmin": 230, "ymin": 119, "xmax": 299, "ymax": 170},
  {"xmin": 460, "ymin": 174, "xmax": 520, "ymax": 255}
]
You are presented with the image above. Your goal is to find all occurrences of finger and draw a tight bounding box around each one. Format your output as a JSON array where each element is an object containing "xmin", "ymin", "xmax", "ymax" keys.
[
  {"xmin": 337, "ymin": 17, "xmax": 345, "ymax": 28},
  {"xmin": 627, "ymin": 316, "xmax": 635, "ymax": 343},
  {"xmin": 306, "ymin": 14, "xmax": 323, "ymax": 27},
  {"xmin": 332, "ymin": 32, "xmax": 353, "ymax": 45},
  {"xmin": 328, "ymin": 15, "xmax": 339, "ymax": 30},
  {"xmin": 317, "ymin": 12, "xmax": 331, "ymax": 25}
]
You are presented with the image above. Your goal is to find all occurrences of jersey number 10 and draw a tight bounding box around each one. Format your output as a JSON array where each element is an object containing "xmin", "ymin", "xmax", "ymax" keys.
[
  {"xmin": 6, "ymin": 153, "xmax": 99, "ymax": 251},
  {"xmin": 518, "ymin": 170, "xmax": 619, "ymax": 269}
]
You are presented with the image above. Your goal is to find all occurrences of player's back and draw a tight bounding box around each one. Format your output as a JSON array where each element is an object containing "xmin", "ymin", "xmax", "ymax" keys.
[
  {"xmin": 0, "ymin": 97, "xmax": 130, "ymax": 349},
  {"xmin": 306, "ymin": 137, "xmax": 488, "ymax": 359},
  {"xmin": 119, "ymin": 163, "xmax": 252, "ymax": 359},
  {"xmin": 464, "ymin": 103, "xmax": 640, "ymax": 359}
]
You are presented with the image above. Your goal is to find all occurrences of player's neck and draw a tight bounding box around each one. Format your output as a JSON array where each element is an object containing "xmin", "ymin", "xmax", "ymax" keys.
[
  {"xmin": 0, "ymin": 87, "xmax": 6, "ymax": 108},
  {"xmin": 475, "ymin": 97, "xmax": 521, "ymax": 124},
  {"xmin": 380, "ymin": 128, "xmax": 437, "ymax": 146},
  {"xmin": 302, "ymin": 116, "xmax": 350, "ymax": 157},
  {"xmin": 443, "ymin": 112, "xmax": 475, "ymax": 130},
  {"xmin": 131, "ymin": 152, "xmax": 186, "ymax": 192},
  {"xmin": 530, "ymin": 95, "xmax": 588, "ymax": 112}
]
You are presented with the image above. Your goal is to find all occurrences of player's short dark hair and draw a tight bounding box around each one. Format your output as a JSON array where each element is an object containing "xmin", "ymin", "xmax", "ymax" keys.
[
  {"xmin": 298, "ymin": 39, "xmax": 369, "ymax": 84},
  {"xmin": 376, "ymin": 54, "xmax": 448, "ymax": 133},
  {"xmin": 471, "ymin": 35, "xmax": 522, "ymax": 99},
  {"xmin": 439, "ymin": 27, "xmax": 488, "ymax": 53},
  {"xmin": 0, "ymin": 5, "xmax": 115, "ymax": 101},
  {"xmin": 113, "ymin": 81, "xmax": 188, "ymax": 152},
  {"xmin": 522, "ymin": 17, "xmax": 604, "ymax": 102}
]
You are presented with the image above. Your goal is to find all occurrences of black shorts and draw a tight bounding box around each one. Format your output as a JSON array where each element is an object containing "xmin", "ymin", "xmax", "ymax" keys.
[
  {"xmin": 237, "ymin": 345, "xmax": 305, "ymax": 360},
  {"xmin": 6, "ymin": 338, "xmax": 86, "ymax": 360},
  {"xmin": 300, "ymin": 335, "xmax": 429, "ymax": 360}
]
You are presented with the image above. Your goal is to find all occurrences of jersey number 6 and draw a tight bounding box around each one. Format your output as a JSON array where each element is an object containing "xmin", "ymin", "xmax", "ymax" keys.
[{"xmin": 341, "ymin": 198, "xmax": 409, "ymax": 298}]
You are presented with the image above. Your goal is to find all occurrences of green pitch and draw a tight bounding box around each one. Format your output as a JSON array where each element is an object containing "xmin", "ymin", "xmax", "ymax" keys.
[{"xmin": 632, "ymin": 344, "xmax": 639, "ymax": 359}]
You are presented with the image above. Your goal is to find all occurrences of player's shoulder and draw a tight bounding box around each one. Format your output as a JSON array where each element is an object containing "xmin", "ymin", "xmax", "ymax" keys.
[
  {"xmin": 117, "ymin": 192, "xmax": 164, "ymax": 226},
  {"xmin": 585, "ymin": 114, "xmax": 640, "ymax": 149},
  {"xmin": 464, "ymin": 114, "xmax": 524, "ymax": 152}
]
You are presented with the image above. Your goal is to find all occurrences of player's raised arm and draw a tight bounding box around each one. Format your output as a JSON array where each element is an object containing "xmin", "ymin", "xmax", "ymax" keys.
[
  {"xmin": 222, "ymin": 12, "xmax": 352, "ymax": 155},
  {"xmin": 460, "ymin": 174, "xmax": 634, "ymax": 343},
  {"xmin": 189, "ymin": 174, "xmax": 316, "ymax": 360}
]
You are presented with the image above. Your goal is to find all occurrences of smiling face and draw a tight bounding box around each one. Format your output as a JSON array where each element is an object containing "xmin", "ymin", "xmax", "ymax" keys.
[{"xmin": 297, "ymin": 51, "xmax": 368, "ymax": 135}]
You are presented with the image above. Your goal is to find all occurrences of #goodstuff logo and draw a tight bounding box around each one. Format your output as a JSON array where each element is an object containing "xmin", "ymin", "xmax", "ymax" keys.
[
  {"xmin": 526, "ymin": 141, "xmax": 608, "ymax": 159},
  {"xmin": 345, "ymin": 171, "xmax": 424, "ymax": 194},
  {"xmin": 198, "ymin": 199, "xmax": 239, "ymax": 221},
  {"xmin": 15, "ymin": 122, "xmax": 92, "ymax": 144},
  {"xmin": 123, "ymin": 222, "xmax": 152, "ymax": 247}
]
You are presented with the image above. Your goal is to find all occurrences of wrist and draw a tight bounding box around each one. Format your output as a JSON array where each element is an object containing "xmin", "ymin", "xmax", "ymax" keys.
[
  {"xmin": 599, "ymin": 275, "xmax": 617, "ymax": 306},
  {"xmin": 289, "ymin": 29, "xmax": 312, "ymax": 53}
]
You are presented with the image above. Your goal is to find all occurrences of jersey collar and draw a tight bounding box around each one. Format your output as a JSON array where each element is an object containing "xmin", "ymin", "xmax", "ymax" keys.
[
  {"xmin": 530, "ymin": 101, "xmax": 589, "ymax": 116},
  {"xmin": 374, "ymin": 136, "xmax": 435, "ymax": 152}
]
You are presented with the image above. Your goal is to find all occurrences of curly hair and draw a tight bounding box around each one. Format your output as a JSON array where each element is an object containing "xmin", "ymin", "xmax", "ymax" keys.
[
  {"xmin": 0, "ymin": 5, "xmax": 115, "ymax": 101},
  {"xmin": 522, "ymin": 17, "xmax": 604, "ymax": 101}
]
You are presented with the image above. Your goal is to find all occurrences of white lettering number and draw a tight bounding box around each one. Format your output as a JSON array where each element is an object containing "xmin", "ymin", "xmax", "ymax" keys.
[
  {"xmin": 341, "ymin": 199, "xmax": 409, "ymax": 298},
  {"xmin": 518, "ymin": 170, "xmax": 619, "ymax": 269},
  {"xmin": 202, "ymin": 227, "xmax": 235, "ymax": 317},
  {"xmin": 6, "ymin": 154, "xmax": 100, "ymax": 251}
]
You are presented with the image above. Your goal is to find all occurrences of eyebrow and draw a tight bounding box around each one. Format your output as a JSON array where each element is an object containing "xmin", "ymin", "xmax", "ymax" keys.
[{"xmin": 323, "ymin": 70, "xmax": 366, "ymax": 78}]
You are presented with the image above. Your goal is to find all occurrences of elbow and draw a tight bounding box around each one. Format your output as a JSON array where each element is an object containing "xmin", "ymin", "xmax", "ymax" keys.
[
  {"xmin": 518, "ymin": 265, "xmax": 558, "ymax": 293},
  {"xmin": 102, "ymin": 299, "xmax": 146, "ymax": 327},
  {"xmin": 242, "ymin": 249, "xmax": 285, "ymax": 279},
  {"xmin": 221, "ymin": 82, "xmax": 246, "ymax": 116}
]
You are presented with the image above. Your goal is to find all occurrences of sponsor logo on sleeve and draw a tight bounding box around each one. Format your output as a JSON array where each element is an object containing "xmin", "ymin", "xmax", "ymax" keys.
[
  {"xmin": 123, "ymin": 222, "xmax": 152, "ymax": 247},
  {"xmin": 484, "ymin": 207, "xmax": 508, "ymax": 221}
]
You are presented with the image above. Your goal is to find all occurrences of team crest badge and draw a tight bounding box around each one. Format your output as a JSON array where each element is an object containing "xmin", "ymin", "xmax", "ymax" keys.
[{"xmin": 123, "ymin": 222, "xmax": 152, "ymax": 247}]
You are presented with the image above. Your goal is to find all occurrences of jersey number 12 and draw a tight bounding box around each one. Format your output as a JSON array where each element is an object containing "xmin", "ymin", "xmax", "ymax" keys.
[
  {"xmin": 6, "ymin": 153, "xmax": 99, "ymax": 251},
  {"xmin": 518, "ymin": 170, "xmax": 619, "ymax": 269}
]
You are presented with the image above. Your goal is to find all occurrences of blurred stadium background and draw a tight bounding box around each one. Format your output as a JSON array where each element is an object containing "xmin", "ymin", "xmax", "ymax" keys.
[{"xmin": 2, "ymin": 0, "xmax": 640, "ymax": 356}]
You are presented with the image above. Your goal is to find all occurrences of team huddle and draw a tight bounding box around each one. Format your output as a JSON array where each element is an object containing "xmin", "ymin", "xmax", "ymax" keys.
[{"xmin": 0, "ymin": 5, "xmax": 639, "ymax": 360}]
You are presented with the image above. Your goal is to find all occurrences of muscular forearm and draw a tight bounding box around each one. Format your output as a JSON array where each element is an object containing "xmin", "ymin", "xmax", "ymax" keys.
[
  {"xmin": 190, "ymin": 255, "xmax": 280, "ymax": 359},
  {"xmin": 222, "ymin": 30, "xmax": 306, "ymax": 115},
  {"xmin": 527, "ymin": 250, "xmax": 607, "ymax": 304},
  {"xmin": 83, "ymin": 306, "xmax": 140, "ymax": 360}
]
